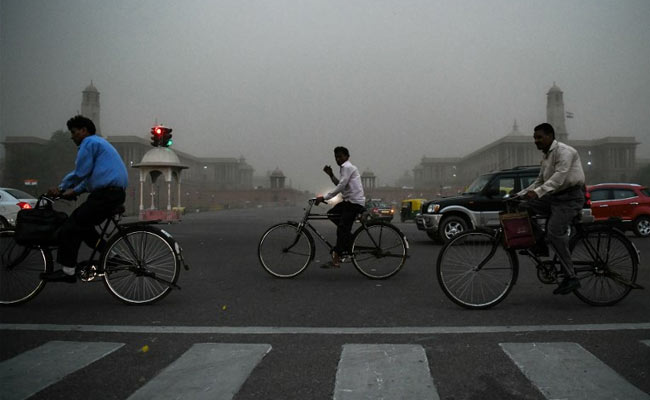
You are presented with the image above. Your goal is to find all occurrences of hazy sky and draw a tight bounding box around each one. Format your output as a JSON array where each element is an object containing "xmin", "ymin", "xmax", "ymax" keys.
[{"xmin": 2, "ymin": 0, "xmax": 649, "ymax": 192}]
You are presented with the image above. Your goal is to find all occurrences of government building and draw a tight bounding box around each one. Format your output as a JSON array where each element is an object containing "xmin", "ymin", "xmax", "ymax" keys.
[
  {"xmin": 413, "ymin": 84, "xmax": 640, "ymax": 194},
  {"xmin": 1, "ymin": 83, "xmax": 306, "ymax": 216}
]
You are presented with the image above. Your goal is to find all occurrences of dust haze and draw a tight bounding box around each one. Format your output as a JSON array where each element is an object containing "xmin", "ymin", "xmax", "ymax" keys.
[{"xmin": 2, "ymin": 0, "xmax": 649, "ymax": 192}]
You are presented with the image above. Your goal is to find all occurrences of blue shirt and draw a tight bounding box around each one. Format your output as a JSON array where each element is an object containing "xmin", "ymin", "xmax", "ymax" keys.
[{"xmin": 59, "ymin": 135, "xmax": 128, "ymax": 194}]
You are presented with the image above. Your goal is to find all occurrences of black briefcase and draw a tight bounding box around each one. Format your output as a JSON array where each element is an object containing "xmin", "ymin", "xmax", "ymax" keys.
[{"xmin": 14, "ymin": 200, "xmax": 68, "ymax": 246}]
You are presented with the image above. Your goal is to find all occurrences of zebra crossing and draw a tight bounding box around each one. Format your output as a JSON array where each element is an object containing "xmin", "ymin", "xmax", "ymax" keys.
[{"xmin": 1, "ymin": 340, "xmax": 648, "ymax": 400}]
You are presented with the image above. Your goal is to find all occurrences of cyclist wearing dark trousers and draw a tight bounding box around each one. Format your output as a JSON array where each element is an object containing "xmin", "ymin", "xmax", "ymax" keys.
[
  {"xmin": 517, "ymin": 122, "xmax": 586, "ymax": 295},
  {"xmin": 40, "ymin": 115, "xmax": 128, "ymax": 283},
  {"xmin": 315, "ymin": 146, "xmax": 365, "ymax": 268}
]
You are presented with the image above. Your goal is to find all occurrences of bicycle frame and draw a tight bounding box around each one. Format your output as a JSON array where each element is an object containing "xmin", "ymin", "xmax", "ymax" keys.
[
  {"xmin": 291, "ymin": 201, "xmax": 336, "ymax": 253},
  {"xmin": 476, "ymin": 216, "xmax": 641, "ymax": 290},
  {"xmin": 31, "ymin": 196, "xmax": 187, "ymax": 289},
  {"xmin": 289, "ymin": 200, "xmax": 384, "ymax": 257}
]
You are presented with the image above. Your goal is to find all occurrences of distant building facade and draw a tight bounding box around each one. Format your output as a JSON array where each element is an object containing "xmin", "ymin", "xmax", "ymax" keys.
[
  {"xmin": 414, "ymin": 84, "xmax": 640, "ymax": 191},
  {"xmin": 1, "ymin": 83, "xmax": 307, "ymax": 215}
]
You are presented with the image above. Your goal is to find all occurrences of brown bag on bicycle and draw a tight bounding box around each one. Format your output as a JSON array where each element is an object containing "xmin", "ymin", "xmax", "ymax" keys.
[
  {"xmin": 499, "ymin": 212, "xmax": 535, "ymax": 249},
  {"xmin": 14, "ymin": 200, "xmax": 68, "ymax": 246}
]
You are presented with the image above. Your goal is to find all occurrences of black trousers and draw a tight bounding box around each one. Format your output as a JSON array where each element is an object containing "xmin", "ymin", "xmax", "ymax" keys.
[
  {"xmin": 56, "ymin": 187, "xmax": 126, "ymax": 268},
  {"xmin": 327, "ymin": 201, "xmax": 365, "ymax": 255},
  {"xmin": 525, "ymin": 186, "xmax": 585, "ymax": 277}
]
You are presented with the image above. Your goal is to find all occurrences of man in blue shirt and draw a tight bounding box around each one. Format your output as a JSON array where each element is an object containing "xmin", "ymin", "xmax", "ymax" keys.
[{"xmin": 41, "ymin": 115, "xmax": 128, "ymax": 282}]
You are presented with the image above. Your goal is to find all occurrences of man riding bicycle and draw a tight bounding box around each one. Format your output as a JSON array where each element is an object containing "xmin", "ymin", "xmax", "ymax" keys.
[
  {"xmin": 517, "ymin": 122, "xmax": 586, "ymax": 295},
  {"xmin": 315, "ymin": 146, "xmax": 365, "ymax": 268},
  {"xmin": 40, "ymin": 115, "xmax": 128, "ymax": 283}
]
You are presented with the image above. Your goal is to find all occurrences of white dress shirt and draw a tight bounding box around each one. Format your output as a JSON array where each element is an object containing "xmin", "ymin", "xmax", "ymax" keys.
[
  {"xmin": 519, "ymin": 140, "xmax": 586, "ymax": 198},
  {"xmin": 324, "ymin": 160, "xmax": 366, "ymax": 206}
]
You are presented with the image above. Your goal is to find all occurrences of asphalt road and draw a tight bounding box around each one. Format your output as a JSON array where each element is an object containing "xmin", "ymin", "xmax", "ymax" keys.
[{"xmin": 1, "ymin": 205, "xmax": 649, "ymax": 399}]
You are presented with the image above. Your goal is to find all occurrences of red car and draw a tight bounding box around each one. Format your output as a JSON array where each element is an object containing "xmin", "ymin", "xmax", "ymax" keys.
[{"xmin": 587, "ymin": 183, "xmax": 650, "ymax": 238}]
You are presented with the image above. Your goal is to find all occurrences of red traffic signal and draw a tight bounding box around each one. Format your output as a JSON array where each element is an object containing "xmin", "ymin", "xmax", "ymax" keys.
[
  {"xmin": 150, "ymin": 126, "xmax": 162, "ymax": 147},
  {"xmin": 150, "ymin": 125, "xmax": 173, "ymax": 147}
]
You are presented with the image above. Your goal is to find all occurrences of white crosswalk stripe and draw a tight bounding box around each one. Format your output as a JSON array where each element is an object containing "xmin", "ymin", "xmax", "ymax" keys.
[
  {"xmin": 500, "ymin": 342, "xmax": 650, "ymax": 400},
  {"xmin": 0, "ymin": 340, "xmax": 125, "ymax": 400},
  {"xmin": 334, "ymin": 344, "xmax": 439, "ymax": 400},
  {"xmin": 1, "ymin": 340, "xmax": 648, "ymax": 399},
  {"xmin": 127, "ymin": 343, "xmax": 272, "ymax": 400}
]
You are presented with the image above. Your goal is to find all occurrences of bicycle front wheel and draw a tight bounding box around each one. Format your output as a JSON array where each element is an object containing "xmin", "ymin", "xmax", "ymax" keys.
[
  {"xmin": 102, "ymin": 227, "xmax": 179, "ymax": 305},
  {"xmin": 436, "ymin": 231, "xmax": 518, "ymax": 309},
  {"xmin": 570, "ymin": 227, "xmax": 638, "ymax": 306},
  {"xmin": 351, "ymin": 222, "xmax": 407, "ymax": 279},
  {"xmin": 0, "ymin": 230, "xmax": 50, "ymax": 305},
  {"xmin": 258, "ymin": 222, "xmax": 313, "ymax": 278}
]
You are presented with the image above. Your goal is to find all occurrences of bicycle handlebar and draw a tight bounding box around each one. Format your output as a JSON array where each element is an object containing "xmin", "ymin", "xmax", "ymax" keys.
[
  {"xmin": 35, "ymin": 193, "xmax": 76, "ymax": 208},
  {"xmin": 308, "ymin": 198, "xmax": 328, "ymax": 205}
]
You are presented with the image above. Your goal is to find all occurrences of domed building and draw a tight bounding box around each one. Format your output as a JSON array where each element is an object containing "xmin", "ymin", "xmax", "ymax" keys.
[
  {"xmin": 414, "ymin": 83, "xmax": 640, "ymax": 189},
  {"xmin": 2, "ymin": 83, "xmax": 306, "ymax": 215},
  {"xmin": 361, "ymin": 169, "xmax": 376, "ymax": 190},
  {"xmin": 132, "ymin": 147, "xmax": 188, "ymax": 221},
  {"xmin": 269, "ymin": 167, "xmax": 285, "ymax": 189}
]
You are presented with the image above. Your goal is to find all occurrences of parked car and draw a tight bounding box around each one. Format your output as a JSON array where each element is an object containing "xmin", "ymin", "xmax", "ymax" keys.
[
  {"xmin": 365, "ymin": 199, "xmax": 394, "ymax": 222},
  {"xmin": 416, "ymin": 166, "xmax": 593, "ymax": 243},
  {"xmin": 587, "ymin": 183, "xmax": 650, "ymax": 238},
  {"xmin": 0, "ymin": 187, "xmax": 37, "ymax": 228},
  {"xmin": 400, "ymin": 198, "xmax": 427, "ymax": 222}
]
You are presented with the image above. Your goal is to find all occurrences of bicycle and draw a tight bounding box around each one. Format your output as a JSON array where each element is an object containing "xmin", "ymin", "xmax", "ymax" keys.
[
  {"xmin": 0, "ymin": 195, "xmax": 189, "ymax": 305},
  {"xmin": 258, "ymin": 198, "xmax": 409, "ymax": 279},
  {"xmin": 436, "ymin": 198, "xmax": 642, "ymax": 309}
]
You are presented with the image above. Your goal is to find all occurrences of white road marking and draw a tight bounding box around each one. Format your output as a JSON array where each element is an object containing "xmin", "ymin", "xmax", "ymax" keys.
[
  {"xmin": 127, "ymin": 343, "xmax": 271, "ymax": 400},
  {"xmin": 500, "ymin": 342, "xmax": 650, "ymax": 400},
  {"xmin": 1, "ymin": 322, "xmax": 649, "ymax": 335},
  {"xmin": 0, "ymin": 340, "xmax": 124, "ymax": 400},
  {"xmin": 334, "ymin": 344, "xmax": 439, "ymax": 400}
]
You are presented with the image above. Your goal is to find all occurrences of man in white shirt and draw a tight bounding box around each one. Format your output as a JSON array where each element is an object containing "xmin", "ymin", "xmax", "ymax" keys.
[
  {"xmin": 518, "ymin": 123, "xmax": 586, "ymax": 295},
  {"xmin": 315, "ymin": 146, "xmax": 366, "ymax": 268}
]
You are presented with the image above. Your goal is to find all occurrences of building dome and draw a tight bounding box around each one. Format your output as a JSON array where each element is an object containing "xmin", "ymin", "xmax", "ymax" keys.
[
  {"xmin": 84, "ymin": 81, "xmax": 98, "ymax": 93},
  {"xmin": 133, "ymin": 147, "xmax": 187, "ymax": 168},
  {"xmin": 547, "ymin": 82, "xmax": 562, "ymax": 94},
  {"xmin": 270, "ymin": 167, "xmax": 285, "ymax": 177}
]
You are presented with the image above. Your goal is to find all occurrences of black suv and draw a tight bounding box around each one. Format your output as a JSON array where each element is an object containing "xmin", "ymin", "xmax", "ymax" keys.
[{"xmin": 415, "ymin": 166, "xmax": 592, "ymax": 243}]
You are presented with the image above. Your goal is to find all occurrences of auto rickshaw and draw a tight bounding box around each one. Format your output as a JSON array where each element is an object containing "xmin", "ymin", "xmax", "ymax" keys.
[{"xmin": 400, "ymin": 198, "xmax": 427, "ymax": 222}]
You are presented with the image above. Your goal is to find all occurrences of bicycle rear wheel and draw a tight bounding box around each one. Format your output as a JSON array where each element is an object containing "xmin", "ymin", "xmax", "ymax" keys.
[
  {"xmin": 570, "ymin": 227, "xmax": 638, "ymax": 306},
  {"xmin": 436, "ymin": 231, "xmax": 518, "ymax": 309},
  {"xmin": 258, "ymin": 222, "xmax": 313, "ymax": 278},
  {"xmin": 351, "ymin": 222, "xmax": 407, "ymax": 279},
  {"xmin": 0, "ymin": 230, "xmax": 50, "ymax": 305},
  {"xmin": 102, "ymin": 226, "xmax": 179, "ymax": 305}
]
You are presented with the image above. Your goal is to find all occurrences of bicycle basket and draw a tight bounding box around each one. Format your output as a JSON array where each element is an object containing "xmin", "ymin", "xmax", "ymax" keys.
[
  {"xmin": 14, "ymin": 199, "xmax": 68, "ymax": 246},
  {"xmin": 499, "ymin": 212, "xmax": 535, "ymax": 249}
]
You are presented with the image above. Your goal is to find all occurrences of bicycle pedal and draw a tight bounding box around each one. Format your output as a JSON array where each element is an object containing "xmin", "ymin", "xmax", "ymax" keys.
[{"xmin": 78, "ymin": 264, "xmax": 101, "ymax": 282}]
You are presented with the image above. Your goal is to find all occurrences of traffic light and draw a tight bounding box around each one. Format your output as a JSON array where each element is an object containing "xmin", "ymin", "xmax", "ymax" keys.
[
  {"xmin": 161, "ymin": 127, "xmax": 173, "ymax": 147},
  {"xmin": 150, "ymin": 125, "xmax": 173, "ymax": 147},
  {"xmin": 150, "ymin": 126, "xmax": 163, "ymax": 147}
]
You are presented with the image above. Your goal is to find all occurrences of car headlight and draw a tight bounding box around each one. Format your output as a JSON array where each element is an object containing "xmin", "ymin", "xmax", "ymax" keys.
[{"xmin": 427, "ymin": 204, "xmax": 440, "ymax": 213}]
